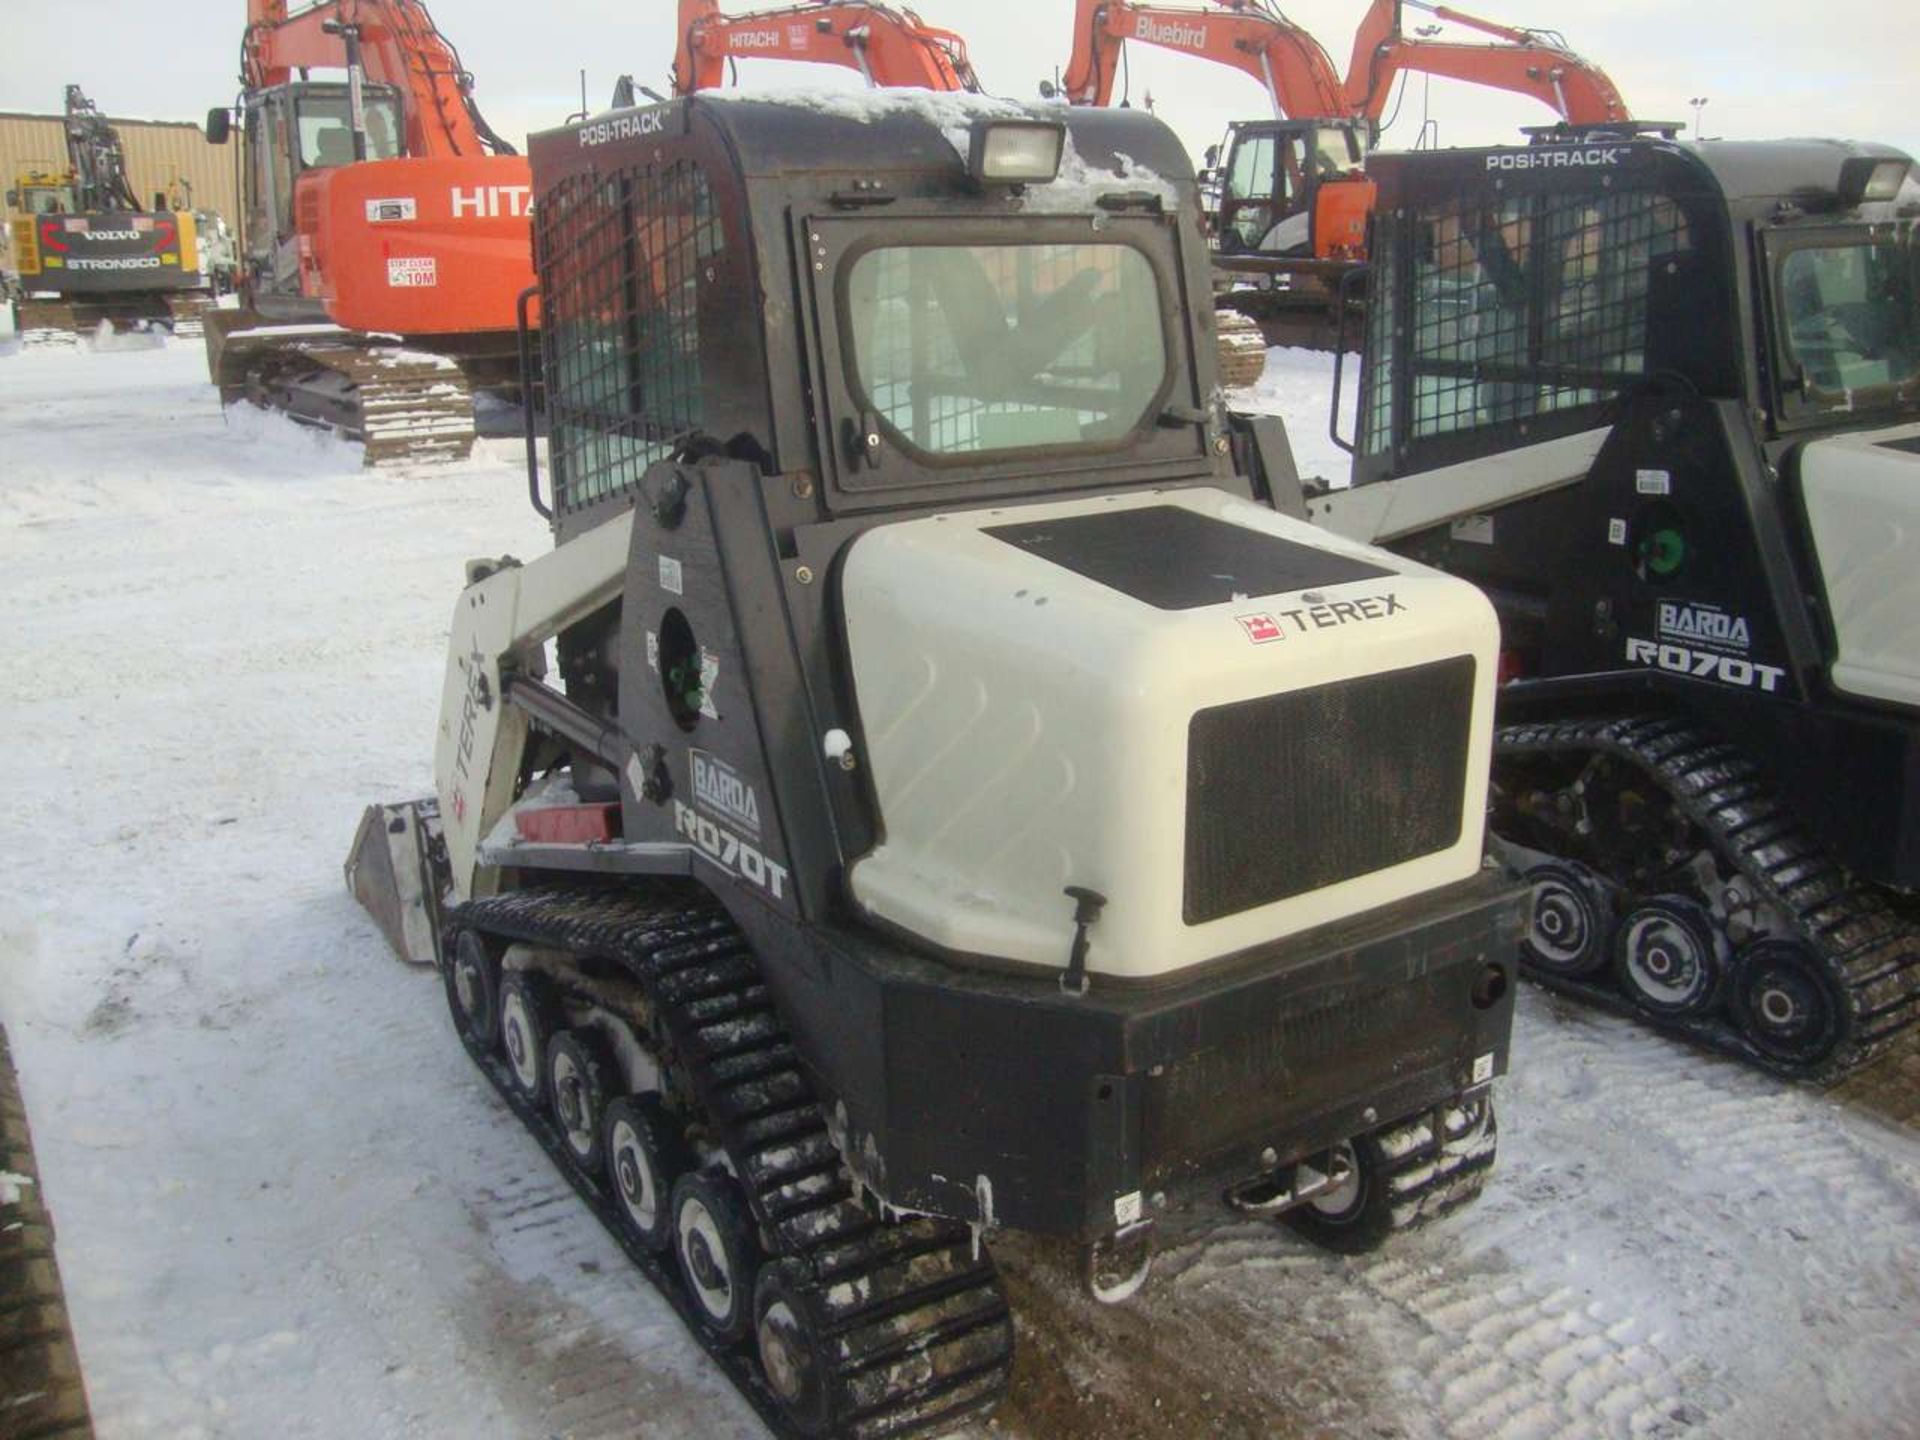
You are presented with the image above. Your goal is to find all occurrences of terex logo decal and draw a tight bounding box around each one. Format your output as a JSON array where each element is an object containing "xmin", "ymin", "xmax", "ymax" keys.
[
  {"xmin": 691, "ymin": 749, "xmax": 761, "ymax": 835},
  {"xmin": 1237, "ymin": 613, "xmax": 1284, "ymax": 644},
  {"xmin": 1243, "ymin": 593, "xmax": 1406, "ymax": 641},
  {"xmin": 673, "ymin": 800, "xmax": 789, "ymax": 900}
]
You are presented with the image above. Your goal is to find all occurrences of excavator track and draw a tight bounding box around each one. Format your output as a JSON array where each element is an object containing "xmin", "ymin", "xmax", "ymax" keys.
[
  {"xmin": 1495, "ymin": 714, "xmax": 1920, "ymax": 1082},
  {"xmin": 446, "ymin": 885, "xmax": 1015, "ymax": 1440},
  {"xmin": 1, "ymin": 1024, "xmax": 95, "ymax": 1440},
  {"xmin": 249, "ymin": 341, "xmax": 476, "ymax": 466},
  {"xmin": 206, "ymin": 314, "xmax": 476, "ymax": 467}
]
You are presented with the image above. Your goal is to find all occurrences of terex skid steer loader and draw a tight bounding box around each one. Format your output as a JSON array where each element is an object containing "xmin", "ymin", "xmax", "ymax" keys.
[{"xmin": 349, "ymin": 94, "xmax": 1524, "ymax": 1438}]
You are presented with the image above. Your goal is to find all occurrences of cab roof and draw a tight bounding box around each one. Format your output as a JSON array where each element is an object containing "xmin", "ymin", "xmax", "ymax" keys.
[{"xmin": 529, "ymin": 90, "xmax": 1194, "ymax": 194}]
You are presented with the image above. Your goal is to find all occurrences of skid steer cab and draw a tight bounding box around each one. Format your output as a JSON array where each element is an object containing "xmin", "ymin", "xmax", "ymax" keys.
[
  {"xmin": 350, "ymin": 93, "xmax": 1524, "ymax": 1437},
  {"xmin": 1270, "ymin": 126, "xmax": 1920, "ymax": 1080}
]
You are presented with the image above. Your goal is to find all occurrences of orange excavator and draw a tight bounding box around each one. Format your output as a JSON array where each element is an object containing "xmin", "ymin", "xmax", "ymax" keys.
[
  {"xmin": 1062, "ymin": 0, "xmax": 1629, "ymax": 265},
  {"xmin": 1059, "ymin": 0, "xmax": 1632, "ymax": 350},
  {"xmin": 671, "ymin": 0, "xmax": 981, "ymax": 95},
  {"xmin": 202, "ymin": 0, "xmax": 535, "ymax": 464}
]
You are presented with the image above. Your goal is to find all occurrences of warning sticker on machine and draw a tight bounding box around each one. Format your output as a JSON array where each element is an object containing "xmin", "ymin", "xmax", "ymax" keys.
[
  {"xmin": 366, "ymin": 197, "xmax": 417, "ymax": 223},
  {"xmin": 387, "ymin": 256, "xmax": 437, "ymax": 287}
]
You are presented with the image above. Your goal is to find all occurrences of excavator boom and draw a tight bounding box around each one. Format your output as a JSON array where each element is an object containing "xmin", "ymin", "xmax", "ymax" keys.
[
  {"xmin": 672, "ymin": 0, "xmax": 980, "ymax": 94},
  {"xmin": 1060, "ymin": 0, "xmax": 1345, "ymax": 118},
  {"xmin": 242, "ymin": 0, "xmax": 516, "ymax": 158},
  {"xmin": 1344, "ymin": 0, "xmax": 1628, "ymax": 128}
]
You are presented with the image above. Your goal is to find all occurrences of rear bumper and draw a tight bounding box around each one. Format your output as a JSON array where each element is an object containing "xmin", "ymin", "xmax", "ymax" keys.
[{"xmin": 773, "ymin": 868, "xmax": 1525, "ymax": 1242}]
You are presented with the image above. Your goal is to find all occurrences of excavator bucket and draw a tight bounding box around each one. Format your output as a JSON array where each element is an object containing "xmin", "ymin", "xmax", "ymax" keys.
[{"xmin": 344, "ymin": 799, "xmax": 446, "ymax": 967}]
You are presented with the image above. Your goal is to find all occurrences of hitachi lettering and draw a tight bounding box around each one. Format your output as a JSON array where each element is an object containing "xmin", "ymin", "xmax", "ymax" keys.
[
  {"xmin": 673, "ymin": 801, "xmax": 789, "ymax": 900},
  {"xmin": 1134, "ymin": 15, "xmax": 1208, "ymax": 47},
  {"xmin": 727, "ymin": 28, "xmax": 783, "ymax": 48},
  {"xmin": 1485, "ymin": 148, "xmax": 1623, "ymax": 171},
  {"xmin": 450, "ymin": 184, "xmax": 532, "ymax": 218},
  {"xmin": 578, "ymin": 110, "xmax": 667, "ymax": 147},
  {"xmin": 1625, "ymin": 638, "xmax": 1784, "ymax": 692}
]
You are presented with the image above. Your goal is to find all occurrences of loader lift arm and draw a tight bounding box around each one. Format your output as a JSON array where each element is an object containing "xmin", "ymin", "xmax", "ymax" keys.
[
  {"xmin": 1344, "ymin": 0, "xmax": 1629, "ymax": 134},
  {"xmin": 241, "ymin": 0, "xmax": 518, "ymax": 158},
  {"xmin": 1059, "ymin": 0, "xmax": 1346, "ymax": 118},
  {"xmin": 672, "ymin": 0, "xmax": 981, "ymax": 95}
]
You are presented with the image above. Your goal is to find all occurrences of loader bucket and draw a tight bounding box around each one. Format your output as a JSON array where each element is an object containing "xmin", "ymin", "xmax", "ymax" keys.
[{"xmin": 344, "ymin": 799, "xmax": 446, "ymax": 967}]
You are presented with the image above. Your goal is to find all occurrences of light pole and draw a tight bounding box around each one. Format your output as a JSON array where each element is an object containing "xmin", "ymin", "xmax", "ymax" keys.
[{"xmin": 1689, "ymin": 96, "xmax": 1710, "ymax": 140}]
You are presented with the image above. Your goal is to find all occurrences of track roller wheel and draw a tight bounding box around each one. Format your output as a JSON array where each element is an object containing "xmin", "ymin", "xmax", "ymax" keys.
[
  {"xmin": 443, "ymin": 930, "xmax": 500, "ymax": 1060},
  {"xmin": 548, "ymin": 1030, "xmax": 615, "ymax": 1173},
  {"xmin": 603, "ymin": 1093, "xmax": 693, "ymax": 1253},
  {"xmin": 671, "ymin": 1169, "xmax": 761, "ymax": 1342},
  {"xmin": 754, "ymin": 1258, "xmax": 837, "ymax": 1436},
  {"xmin": 498, "ymin": 972, "xmax": 558, "ymax": 1105},
  {"xmin": 1613, "ymin": 896, "xmax": 1724, "ymax": 1017},
  {"xmin": 1732, "ymin": 938, "xmax": 1847, "ymax": 1070},
  {"xmin": 1284, "ymin": 1134, "xmax": 1393, "ymax": 1255},
  {"xmin": 1521, "ymin": 862, "xmax": 1611, "ymax": 978}
]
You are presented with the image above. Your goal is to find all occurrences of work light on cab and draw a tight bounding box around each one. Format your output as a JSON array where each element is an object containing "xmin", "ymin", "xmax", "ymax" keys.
[
  {"xmin": 968, "ymin": 120, "xmax": 1066, "ymax": 185},
  {"xmin": 1838, "ymin": 155, "xmax": 1911, "ymax": 207}
]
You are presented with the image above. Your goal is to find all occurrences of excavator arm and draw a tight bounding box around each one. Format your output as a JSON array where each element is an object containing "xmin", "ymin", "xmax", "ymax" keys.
[
  {"xmin": 1059, "ymin": 0, "xmax": 1346, "ymax": 119},
  {"xmin": 672, "ymin": 0, "xmax": 980, "ymax": 95},
  {"xmin": 242, "ymin": 0, "xmax": 514, "ymax": 158},
  {"xmin": 1344, "ymin": 0, "xmax": 1628, "ymax": 130},
  {"xmin": 61, "ymin": 86, "xmax": 142, "ymax": 212}
]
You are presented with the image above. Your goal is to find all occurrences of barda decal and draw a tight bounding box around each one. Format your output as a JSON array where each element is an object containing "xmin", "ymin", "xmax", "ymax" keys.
[
  {"xmin": 691, "ymin": 749, "xmax": 761, "ymax": 835},
  {"xmin": 1657, "ymin": 600, "xmax": 1751, "ymax": 654},
  {"xmin": 1625, "ymin": 637, "xmax": 1784, "ymax": 692},
  {"xmin": 672, "ymin": 800, "xmax": 789, "ymax": 899}
]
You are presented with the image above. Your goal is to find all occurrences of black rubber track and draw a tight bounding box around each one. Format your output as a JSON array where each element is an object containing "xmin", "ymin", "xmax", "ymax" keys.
[
  {"xmin": 0, "ymin": 1024, "xmax": 95, "ymax": 1440},
  {"xmin": 1498, "ymin": 715, "xmax": 1920, "ymax": 1082},
  {"xmin": 447, "ymin": 885, "xmax": 1014, "ymax": 1440}
]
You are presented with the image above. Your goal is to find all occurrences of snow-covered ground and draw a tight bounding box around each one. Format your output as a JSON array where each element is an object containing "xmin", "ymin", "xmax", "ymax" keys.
[{"xmin": 2, "ymin": 339, "xmax": 1917, "ymax": 1440}]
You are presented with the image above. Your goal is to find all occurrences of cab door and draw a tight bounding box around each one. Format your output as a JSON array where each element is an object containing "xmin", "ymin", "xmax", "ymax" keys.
[{"xmin": 242, "ymin": 89, "xmax": 301, "ymax": 300}]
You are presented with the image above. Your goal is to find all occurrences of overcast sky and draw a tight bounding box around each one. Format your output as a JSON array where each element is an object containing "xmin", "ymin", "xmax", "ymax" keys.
[{"xmin": 3, "ymin": 1, "xmax": 1915, "ymax": 166}]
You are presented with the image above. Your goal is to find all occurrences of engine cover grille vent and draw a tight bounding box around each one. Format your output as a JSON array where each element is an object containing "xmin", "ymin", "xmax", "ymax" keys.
[{"xmin": 1184, "ymin": 656, "xmax": 1475, "ymax": 925}]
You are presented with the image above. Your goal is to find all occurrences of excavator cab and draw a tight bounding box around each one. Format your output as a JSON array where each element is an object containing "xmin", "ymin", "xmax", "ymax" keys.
[
  {"xmin": 232, "ymin": 81, "xmax": 406, "ymax": 300},
  {"xmin": 8, "ymin": 172, "xmax": 78, "ymax": 216},
  {"xmin": 1212, "ymin": 118, "xmax": 1372, "ymax": 258}
]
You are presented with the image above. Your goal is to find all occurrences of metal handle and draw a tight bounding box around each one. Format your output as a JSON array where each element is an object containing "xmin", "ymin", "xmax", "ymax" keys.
[
  {"xmin": 515, "ymin": 285, "xmax": 549, "ymax": 519},
  {"xmin": 1328, "ymin": 261, "xmax": 1370, "ymax": 456}
]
